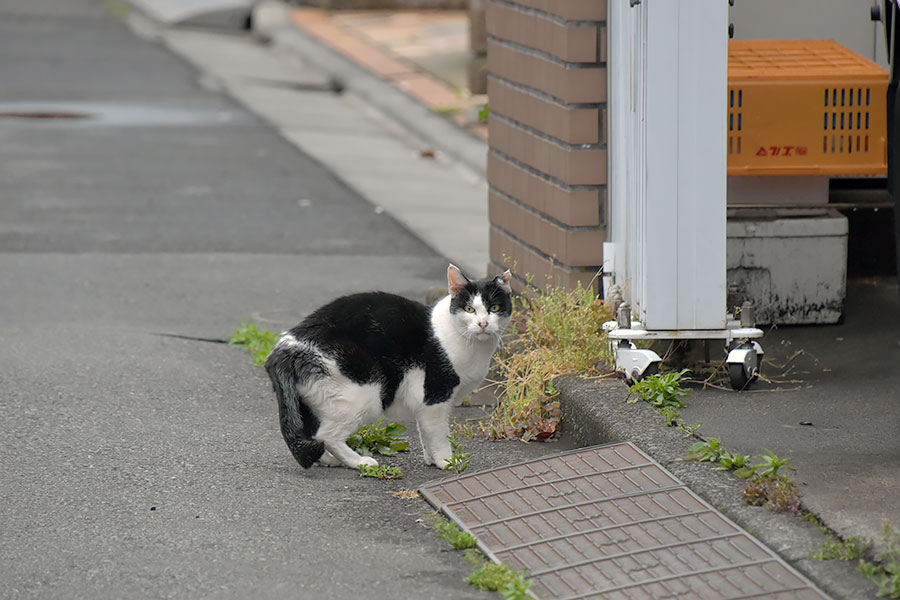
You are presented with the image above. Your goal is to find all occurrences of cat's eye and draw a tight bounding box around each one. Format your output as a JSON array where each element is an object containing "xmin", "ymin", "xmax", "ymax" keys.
[
  {"xmin": 465, "ymin": 305, "xmax": 476, "ymax": 313},
  {"xmin": 489, "ymin": 304, "xmax": 501, "ymax": 313}
]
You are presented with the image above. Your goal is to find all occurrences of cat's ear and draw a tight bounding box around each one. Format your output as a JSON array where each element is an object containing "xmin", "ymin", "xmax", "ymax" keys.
[
  {"xmin": 495, "ymin": 269, "xmax": 512, "ymax": 294},
  {"xmin": 447, "ymin": 264, "xmax": 469, "ymax": 297}
]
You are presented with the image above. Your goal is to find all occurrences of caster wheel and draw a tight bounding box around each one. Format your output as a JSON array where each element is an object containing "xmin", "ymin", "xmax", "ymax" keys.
[
  {"xmin": 726, "ymin": 342, "xmax": 762, "ymax": 391},
  {"xmin": 633, "ymin": 361, "xmax": 660, "ymax": 382},
  {"xmin": 727, "ymin": 362, "xmax": 752, "ymax": 391}
]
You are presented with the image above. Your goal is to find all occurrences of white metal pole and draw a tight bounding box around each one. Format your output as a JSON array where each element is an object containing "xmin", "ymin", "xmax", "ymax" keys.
[{"xmin": 608, "ymin": 0, "xmax": 728, "ymax": 331}]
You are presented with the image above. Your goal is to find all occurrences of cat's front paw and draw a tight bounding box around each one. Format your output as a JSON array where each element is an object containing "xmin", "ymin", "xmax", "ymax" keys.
[
  {"xmin": 356, "ymin": 456, "xmax": 379, "ymax": 468},
  {"xmin": 433, "ymin": 455, "xmax": 452, "ymax": 470}
]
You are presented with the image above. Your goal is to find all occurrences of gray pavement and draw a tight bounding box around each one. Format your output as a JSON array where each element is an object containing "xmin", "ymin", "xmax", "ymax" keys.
[
  {"xmin": 0, "ymin": 2, "xmax": 556, "ymax": 598},
  {"xmin": 3, "ymin": 0, "xmax": 899, "ymax": 599},
  {"xmin": 251, "ymin": 9, "xmax": 900, "ymax": 599},
  {"xmin": 678, "ymin": 278, "xmax": 900, "ymax": 555}
]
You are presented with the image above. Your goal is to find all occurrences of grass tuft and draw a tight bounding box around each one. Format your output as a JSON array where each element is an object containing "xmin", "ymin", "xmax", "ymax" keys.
[
  {"xmin": 466, "ymin": 561, "xmax": 532, "ymax": 599},
  {"xmin": 487, "ymin": 276, "xmax": 612, "ymax": 441},
  {"xmin": 358, "ymin": 464, "xmax": 403, "ymax": 480},
  {"xmin": 426, "ymin": 512, "xmax": 477, "ymax": 550},
  {"xmin": 229, "ymin": 322, "xmax": 278, "ymax": 366},
  {"xmin": 859, "ymin": 522, "xmax": 900, "ymax": 598}
]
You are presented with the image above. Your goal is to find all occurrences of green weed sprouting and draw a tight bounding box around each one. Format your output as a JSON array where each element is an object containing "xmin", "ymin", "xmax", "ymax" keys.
[
  {"xmin": 426, "ymin": 512, "xmax": 477, "ymax": 550},
  {"xmin": 859, "ymin": 523, "xmax": 900, "ymax": 598},
  {"xmin": 466, "ymin": 560, "xmax": 532, "ymax": 599},
  {"xmin": 358, "ymin": 464, "xmax": 403, "ymax": 480},
  {"xmin": 749, "ymin": 448, "xmax": 794, "ymax": 478},
  {"xmin": 445, "ymin": 435, "xmax": 472, "ymax": 474},
  {"xmin": 811, "ymin": 535, "xmax": 870, "ymax": 561},
  {"xmin": 627, "ymin": 369, "xmax": 691, "ymax": 408},
  {"xmin": 347, "ymin": 419, "xmax": 410, "ymax": 457},
  {"xmin": 229, "ymin": 322, "xmax": 278, "ymax": 366},
  {"xmin": 688, "ymin": 437, "xmax": 728, "ymax": 463}
]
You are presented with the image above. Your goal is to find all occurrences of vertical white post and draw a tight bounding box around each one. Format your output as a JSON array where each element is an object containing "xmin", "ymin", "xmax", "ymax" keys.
[{"xmin": 607, "ymin": 0, "xmax": 728, "ymax": 331}]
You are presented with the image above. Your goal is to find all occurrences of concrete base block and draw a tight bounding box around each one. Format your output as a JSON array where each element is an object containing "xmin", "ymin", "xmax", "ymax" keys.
[
  {"xmin": 727, "ymin": 175, "xmax": 829, "ymax": 207},
  {"xmin": 727, "ymin": 209, "xmax": 848, "ymax": 325}
]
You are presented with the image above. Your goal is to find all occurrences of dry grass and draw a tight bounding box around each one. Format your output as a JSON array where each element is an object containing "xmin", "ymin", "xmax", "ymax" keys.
[{"xmin": 483, "ymin": 276, "xmax": 614, "ymax": 441}]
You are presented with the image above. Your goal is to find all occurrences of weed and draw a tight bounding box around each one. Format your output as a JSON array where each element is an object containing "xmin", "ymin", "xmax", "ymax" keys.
[
  {"xmin": 466, "ymin": 561, "xmax": 532, "ymax": 599},
  {"xmin": 679, "ymin": 422, "xmax": 703, "ymax": 438},
  {"xmin": 489, "ymin": 277, "xmax": 612, "ymax": 441},
  {"xmin": 426, "ymin": 512, "xmax": 477, "ymax": 550},
  {"xmin": 741, "ymin": 474, "xmax": 802, "ymax": 515},
  {"xmin": 445, "ymin": 435, "xmax": 472, "ymax": 474},
  {"xmin": 811, "ymin": 535, "xmax": 870, "ymax": 561},
  {"xmin": 463, "ymin": 548, "xmax": 485, "ymax": 566},
  {"xmin": 358, "ymin": 464, "xmax": 403, "ymax": 480},
  {"xmin": 628, "ymin": 369, "xmax": 691, "ymax": 408},
  {"xmin": 657, "ymin": 405, "xmax": 680, "ymax": 426},
  {"xmin": 859, "ymin": 522, "xmax": 900, "ymax": 598},
  {"xmin": 804, "ymin": 512, "xmax": 870, "ymax": 561},
  {"xmin": 750, "ymin": 449, "xmax": 794, "ymax": 478},
  {"xmin": 478, "ymin": 104, "xmax": 490, "ymax": 122},
  {"xmin": 688, "ymin": 437, "xmax": 728, "ymax": 463},
  {"xmin": 715, "ymin": 450, "xmax": 753, "ymax": 479},
  {"xmin": 229, "ymin": 322, "xmax": 278, "ymax": 366},
  {"xmin": 346, "ymin": 418, "xmax": 409, "ymax": 457}
]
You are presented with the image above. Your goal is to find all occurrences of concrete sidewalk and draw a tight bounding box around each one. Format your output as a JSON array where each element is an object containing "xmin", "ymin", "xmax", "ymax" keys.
[{"xmin": 256, "ymin": 4, "xmax": 899, "ymax": 599}]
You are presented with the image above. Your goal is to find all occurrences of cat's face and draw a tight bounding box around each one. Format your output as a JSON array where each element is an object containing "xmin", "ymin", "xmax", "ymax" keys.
[{"xmin": 447, "ymin": 265, "xmax": 513, "ymax": 342}]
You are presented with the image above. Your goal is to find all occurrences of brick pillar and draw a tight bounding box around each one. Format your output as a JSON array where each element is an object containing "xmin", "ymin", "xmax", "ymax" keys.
[{"xmin": 485, "ymin": 0, "xmax": 607, "ymax": 291}]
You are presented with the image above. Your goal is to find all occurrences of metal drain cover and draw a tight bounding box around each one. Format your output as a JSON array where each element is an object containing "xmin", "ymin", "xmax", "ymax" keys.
[{"xmin": 420, "ymin": 442, "xmax": 830, "ymax": 600}]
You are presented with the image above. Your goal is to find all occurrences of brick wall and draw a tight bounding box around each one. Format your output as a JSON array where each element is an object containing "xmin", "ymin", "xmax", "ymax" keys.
[{"xmin": 485, "ymin": 0, "xmax": 607, "ymax": 291}]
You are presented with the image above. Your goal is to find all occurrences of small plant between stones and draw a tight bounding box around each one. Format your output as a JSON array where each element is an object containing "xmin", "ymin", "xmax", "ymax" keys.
[
  {"xmin": 804, "ymin": 514, "xmax": 871, "ymax": 561},
  {"xmin": 627, "ymin": 369, "xmax": 702, "ymax": 437},
  {"xmin": 426, "ymin": 513, "xmax": 533, "ymax": 598},
  {"xmin": 466, "ymin": 558, "xmax": 533, "ymax": 600},
  {"xmin": 858, "ymin": 522, "xmax": 900, "ymax": 598},
  {"xmin": 425, "ymin": 512, "xmax": 476, "ymax": 550},
  {"xmin": 628, "ymin": 368, "xmax": 691, "ymax": 408}
]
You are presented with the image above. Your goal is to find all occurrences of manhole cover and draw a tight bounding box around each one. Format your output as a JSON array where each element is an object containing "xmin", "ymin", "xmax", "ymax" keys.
[{"xmin": 421, "ymin": 442, "xmax": 830, "ymax": 600}]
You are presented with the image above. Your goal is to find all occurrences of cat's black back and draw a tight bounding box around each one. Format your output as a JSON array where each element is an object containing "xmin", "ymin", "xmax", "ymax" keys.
[{"xmin": 289, "ymin": 292, "xmax": 458, "ymax": 408}]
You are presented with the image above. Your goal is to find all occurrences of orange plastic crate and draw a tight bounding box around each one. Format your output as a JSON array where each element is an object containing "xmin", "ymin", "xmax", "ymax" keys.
[{"xmin": 727, "ymin": 40, "xmax": 888, "ymax": 176}]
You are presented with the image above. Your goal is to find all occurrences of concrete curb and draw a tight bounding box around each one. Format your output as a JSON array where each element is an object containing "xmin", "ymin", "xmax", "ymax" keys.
[
  {"xmin": 252, "ymin": 1, "xmax": 489, "ymax": 178},
  {"xmin": 556, "ymin": 375, "xmax": 877, "ymax": 600}
]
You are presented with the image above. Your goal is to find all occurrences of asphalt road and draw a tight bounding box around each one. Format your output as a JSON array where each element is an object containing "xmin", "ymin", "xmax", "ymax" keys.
[{"xmin": 0, "ymin": 2, "xmax": 565, "ymax": 597}]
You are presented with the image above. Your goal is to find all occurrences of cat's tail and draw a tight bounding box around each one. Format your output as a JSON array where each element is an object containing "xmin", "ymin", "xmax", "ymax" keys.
[{"xmin": 264, "ymin": 340, "xmax": 326, "ymax": 469}]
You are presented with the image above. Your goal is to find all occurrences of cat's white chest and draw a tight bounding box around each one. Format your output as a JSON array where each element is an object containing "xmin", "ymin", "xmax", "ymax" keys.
[{"xmin": 431, "ymin": 296, "xmax": 498, "ymax": 401}]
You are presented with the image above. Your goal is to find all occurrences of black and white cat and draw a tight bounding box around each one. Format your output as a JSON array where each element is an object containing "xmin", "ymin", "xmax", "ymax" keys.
[{"xmin": 265, "ymin": 264, "xmax": 512, "ymax": 470}]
